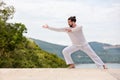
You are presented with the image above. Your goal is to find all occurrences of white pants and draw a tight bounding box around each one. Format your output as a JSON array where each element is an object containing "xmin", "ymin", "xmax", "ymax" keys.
[{"xmin": 62, "ymin": 44, "xmax": 105, "ymax": 67}]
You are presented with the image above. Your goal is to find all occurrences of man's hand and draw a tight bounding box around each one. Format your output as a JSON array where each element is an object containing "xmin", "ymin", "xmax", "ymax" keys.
[
  {"xmin": 65, "ymin": 28, "xmax": 72, "ymax": 32},
  {"xmin": 42, "ymin": 24, "xmax": 49, "ymax": 28}
]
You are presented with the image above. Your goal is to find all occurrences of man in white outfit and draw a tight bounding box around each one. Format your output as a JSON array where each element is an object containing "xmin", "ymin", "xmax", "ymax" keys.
[{"xmin": 42, "ymin": 16, "xmax": 107, "ymax": 69}]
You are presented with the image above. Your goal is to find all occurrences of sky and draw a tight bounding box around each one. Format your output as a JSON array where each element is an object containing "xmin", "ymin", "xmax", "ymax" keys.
[{"xmin": 3, "ymin": 0, "xmax": 120, "ymax": 45}]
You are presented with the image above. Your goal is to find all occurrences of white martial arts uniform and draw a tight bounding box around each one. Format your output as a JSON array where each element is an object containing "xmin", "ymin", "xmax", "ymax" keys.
[{"xmin": 48, "ymin": 25, "xmax": 105, "ymax": 67}]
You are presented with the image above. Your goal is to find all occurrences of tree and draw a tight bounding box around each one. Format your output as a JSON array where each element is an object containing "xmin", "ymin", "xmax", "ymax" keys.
[
  {"xmin": 0, "ymin": 1, "xmax": 14, "ymax": 21},
  {"xmin": 0, "ymin": 1, "xmax": 27, "ymax": 56},
  {"xmin": 0, "ymin": 1, "xmax": 67, "ymax": 68}
]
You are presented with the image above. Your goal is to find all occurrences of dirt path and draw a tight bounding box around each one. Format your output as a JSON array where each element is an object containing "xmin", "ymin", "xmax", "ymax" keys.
[{"xmin": 0, "ymin": 68, "xmax": 119, "ymax": 80}]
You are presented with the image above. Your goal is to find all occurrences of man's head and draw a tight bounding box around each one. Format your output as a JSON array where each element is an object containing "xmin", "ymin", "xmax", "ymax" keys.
[{"xmin": 68, "ymin": 16, "xmax": 76, "ymax": 28}]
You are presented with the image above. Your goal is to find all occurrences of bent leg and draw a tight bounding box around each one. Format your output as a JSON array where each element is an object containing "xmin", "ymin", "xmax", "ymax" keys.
[{"xmin": 62, "ymin": 45, "xmax": 80, "ymax": 65}]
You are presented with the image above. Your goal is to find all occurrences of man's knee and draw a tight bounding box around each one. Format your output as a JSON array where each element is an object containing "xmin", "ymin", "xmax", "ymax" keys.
[{"xmin": 62, "ymin": 48, "xmax": 68, "ymax": 55}]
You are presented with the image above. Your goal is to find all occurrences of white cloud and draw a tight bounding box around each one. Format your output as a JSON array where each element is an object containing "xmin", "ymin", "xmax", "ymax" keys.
[{"xmin": 3, "ymin": 0, "xmax": 120, "ymax": 45}]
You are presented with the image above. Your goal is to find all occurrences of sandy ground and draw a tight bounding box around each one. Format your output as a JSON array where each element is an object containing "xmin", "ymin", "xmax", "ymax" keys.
[{"xmin": 0, "ymin": 68, "xmax": 120, "ymax": 80}]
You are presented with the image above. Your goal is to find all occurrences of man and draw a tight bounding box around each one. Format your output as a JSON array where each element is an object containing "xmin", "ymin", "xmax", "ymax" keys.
[{"xmin": 42, "ymin": 16, "xmax": 107, "ymax": 69}]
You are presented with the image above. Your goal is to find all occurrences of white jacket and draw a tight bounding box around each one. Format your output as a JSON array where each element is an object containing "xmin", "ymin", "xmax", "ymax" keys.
[{"xmin": 48, "ymin": 25, "xmax": 87, "ymax": 46}]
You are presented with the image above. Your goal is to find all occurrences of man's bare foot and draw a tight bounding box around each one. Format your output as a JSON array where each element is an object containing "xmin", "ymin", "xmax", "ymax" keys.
[
  {"xmin": 68, "ymin": 64, "xmax": 75, "ymax": 69},
  {"xmin": 103, "ymin": 65, "xmax": 108, "ymax": 69}
]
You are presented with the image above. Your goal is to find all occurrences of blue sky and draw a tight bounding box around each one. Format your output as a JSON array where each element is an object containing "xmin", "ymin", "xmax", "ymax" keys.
[{"xmin": 4, "ymin": 0, "xmax": 120, "ymax": 45}]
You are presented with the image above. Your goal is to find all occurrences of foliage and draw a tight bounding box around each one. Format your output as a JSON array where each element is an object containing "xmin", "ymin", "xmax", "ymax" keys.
[{"xmin": 0, "ymin": 1, "xmax": 67, "ymax": 68}]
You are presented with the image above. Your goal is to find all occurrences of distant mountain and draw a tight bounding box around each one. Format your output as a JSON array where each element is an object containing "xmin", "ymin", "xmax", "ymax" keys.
[
  {"xmin": 32, "ymin": 38, "xmax": 120, "ymax": 64},
  {"xmin": 103, "ymin": 45, "xmax": 120, "ymax": 49}
]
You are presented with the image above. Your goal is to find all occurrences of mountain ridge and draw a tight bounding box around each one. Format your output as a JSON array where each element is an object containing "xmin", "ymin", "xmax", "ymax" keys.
[{"xmin": 31, "ymin": 38, "xmax": 120, "ymax": 64}]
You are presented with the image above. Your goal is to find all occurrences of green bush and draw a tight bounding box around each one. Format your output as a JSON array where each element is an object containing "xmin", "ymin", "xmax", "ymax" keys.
[{"xmin": 0, "ymin": 1, "xmax": 67, "ymax": 68}]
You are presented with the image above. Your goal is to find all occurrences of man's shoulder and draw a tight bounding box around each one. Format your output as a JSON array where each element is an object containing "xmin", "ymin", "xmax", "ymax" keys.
[{"xmin": 76, "ymin": 25, "xmax": 83, "ymax": 29}]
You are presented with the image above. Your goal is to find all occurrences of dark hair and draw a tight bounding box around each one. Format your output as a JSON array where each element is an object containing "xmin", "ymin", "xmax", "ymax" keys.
[{"xmin": 68, "ymin": 16, "xmax": 76, "ymax": 22}]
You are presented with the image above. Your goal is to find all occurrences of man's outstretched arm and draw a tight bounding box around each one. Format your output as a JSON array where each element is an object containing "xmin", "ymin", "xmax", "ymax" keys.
[{"xmin": 42, "ymin": 24, "xmax": 69, "ymax": 32}]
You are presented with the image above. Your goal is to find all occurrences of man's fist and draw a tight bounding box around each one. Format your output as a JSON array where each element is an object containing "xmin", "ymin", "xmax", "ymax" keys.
[{"xmin": 42, "ymin": 24, "xmax": 49, "ymax": 28}]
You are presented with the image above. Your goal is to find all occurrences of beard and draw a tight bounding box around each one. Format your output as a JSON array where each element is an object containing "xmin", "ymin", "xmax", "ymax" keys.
[{"xmin": 69, "ymin": 24, "xmax": 73, "ymax": 28}]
